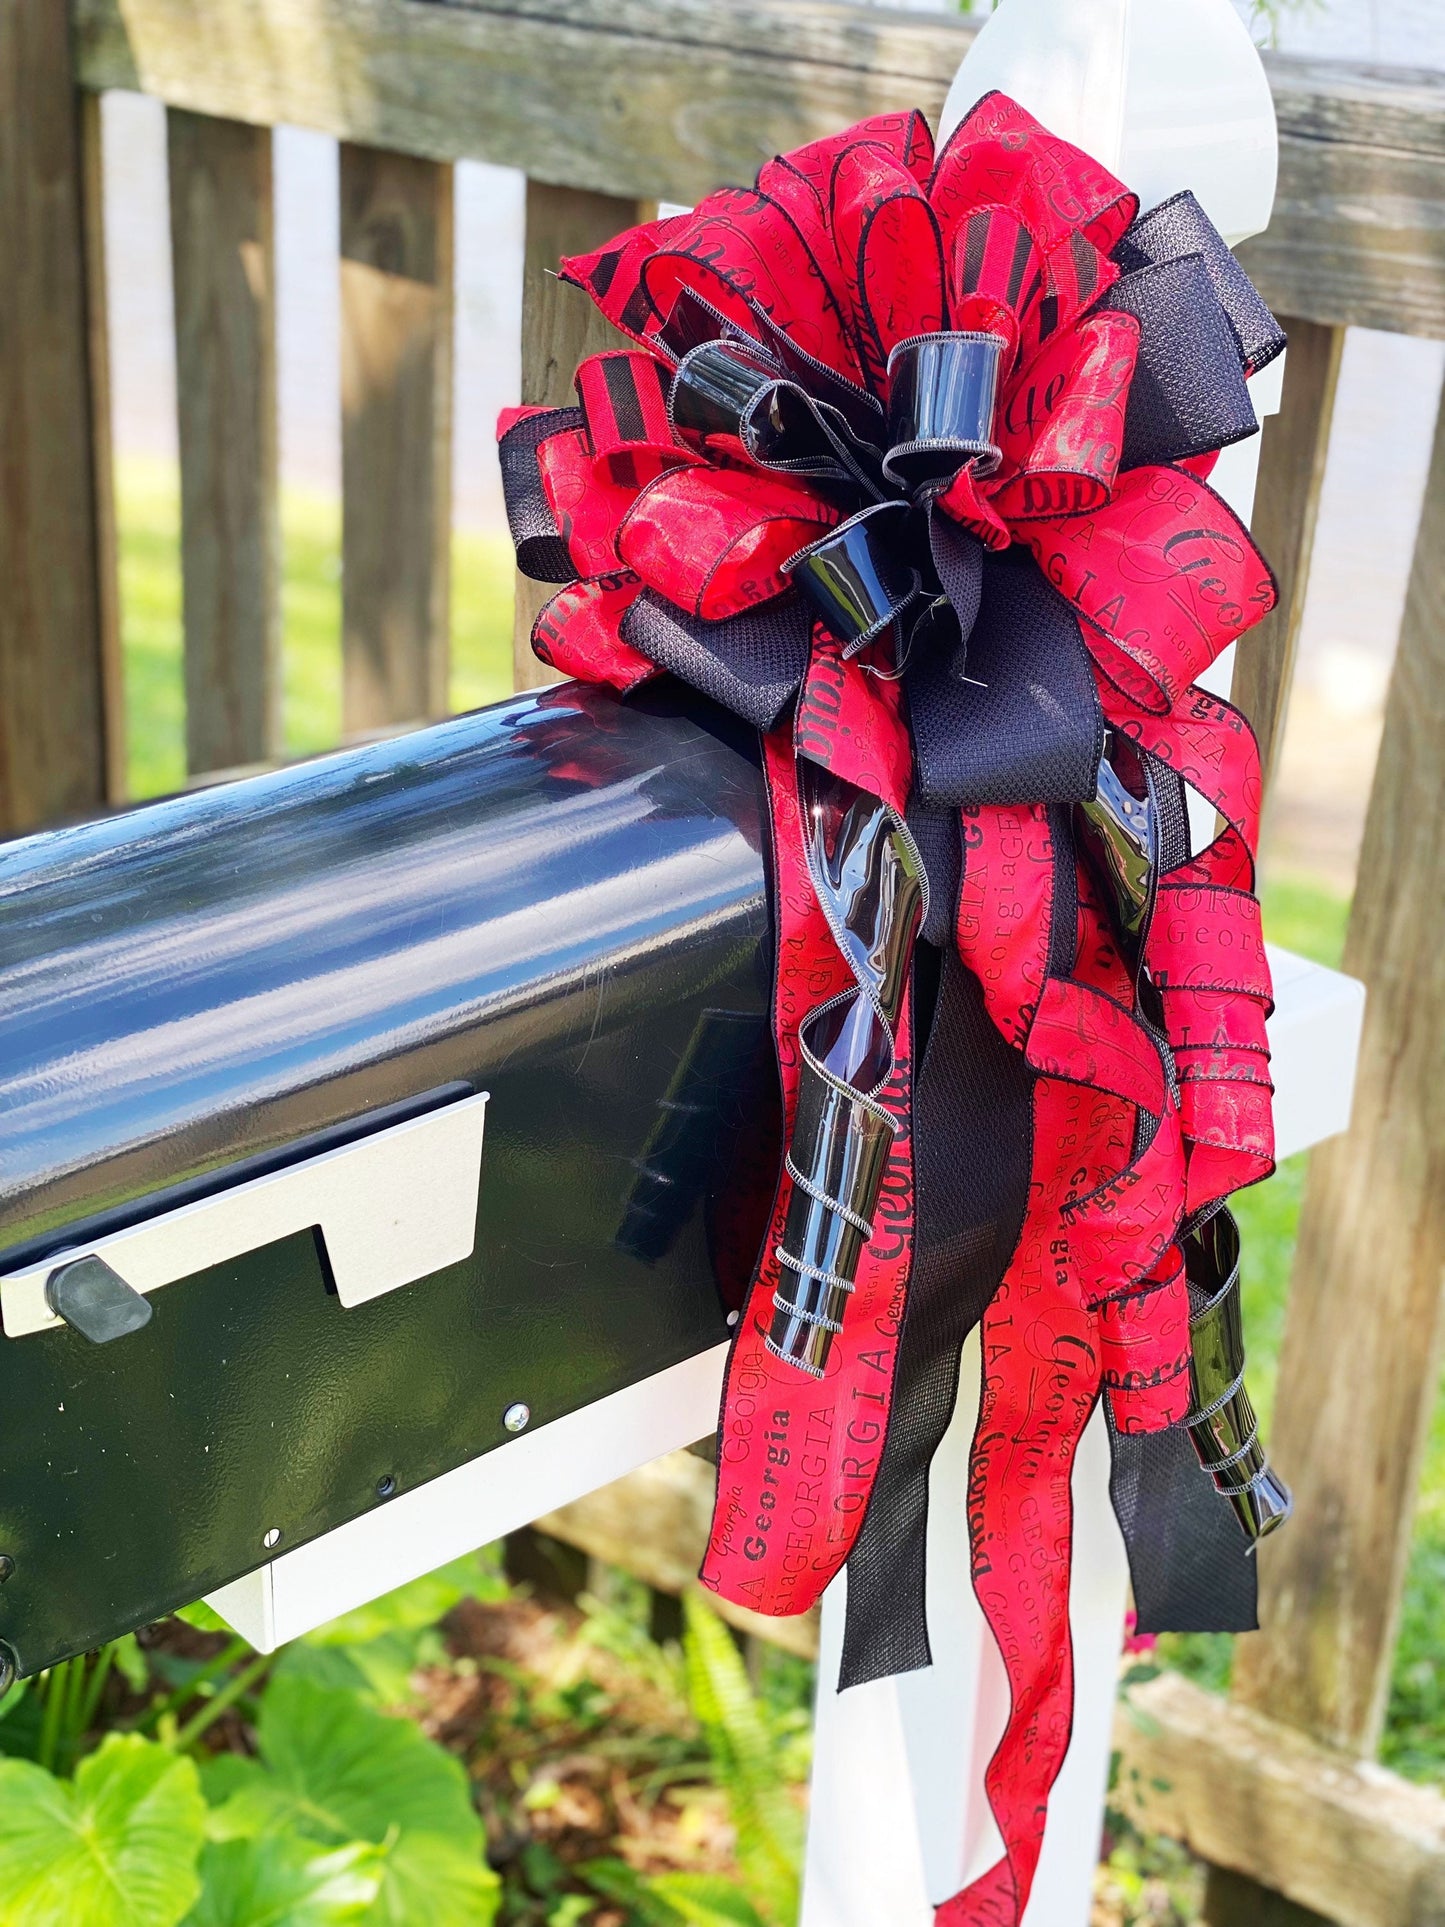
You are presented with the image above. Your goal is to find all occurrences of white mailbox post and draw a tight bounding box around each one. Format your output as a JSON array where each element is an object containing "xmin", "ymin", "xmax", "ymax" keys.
[
  {"xmin": 197, "ymin": 8, "xmax": 1365, "ymax": 1924},
  {"xmin": 800, "ymin": 5, "xmax": 1361, "ymax": 1925}
]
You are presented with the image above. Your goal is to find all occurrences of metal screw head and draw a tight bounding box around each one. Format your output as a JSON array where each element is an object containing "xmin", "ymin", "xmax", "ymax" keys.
[
  {"xmin": 502, "ymin": 1402, "xmax": 531, "ymax": 1434},
  {"xmin": 375, "ymin": 1474, "xmax": 397, "ymax": 1499},
  {"xmin": 0, "ymin": 1554, "xmax": 14, "ymax": 1584},
  {"xmin": 262, "ymin": 1528, "xmax": 282, "ymax": 1550},
  {"xmin": 726, "ymin": 1310, "xmax": 740, "ymax": 1328}
]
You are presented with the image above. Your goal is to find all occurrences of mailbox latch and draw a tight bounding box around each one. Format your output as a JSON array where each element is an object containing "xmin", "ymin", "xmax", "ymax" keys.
[{"xmin": 46, "ymin": 1255, "xmax": 154, "ymax": 1345}]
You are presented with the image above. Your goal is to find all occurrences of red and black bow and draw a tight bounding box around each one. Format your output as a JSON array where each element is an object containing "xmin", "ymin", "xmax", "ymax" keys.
[{"xmin": 499, "ymin": 92, "xmax": 1287, "ymax": 1927}]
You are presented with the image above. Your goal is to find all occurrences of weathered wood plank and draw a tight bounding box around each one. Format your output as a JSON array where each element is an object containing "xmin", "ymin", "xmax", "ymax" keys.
[
  {"xmin": 1247, "ymin": 59, "xmax": 1445, "ymax": 336},
  {"xmin": 536, "ymin": 1447, "xmax": 821, "ymax": 1659},
  {"xmin": 1231, "ymin": 380, "xmax": 1445, "ymax": 1756},
  {"xmin": 341, "ymin": 144, "xmax": 453, "ymax": 732},
  {"xmin": 511, "ymin": 180, "xmax": 649, "ymax": 693},
  {"xmin": 1241, "ymin": 134, "xmax": 1445, "ymax": 341},
  {"xmin": 74, "ymin": 0, "xmax": 970, "ymax": 200},
  {"xmin": 73, "ymin": 0, "xmax": 1445, "ymax": 339},
  {"xmin": 0, "ymin": 0, "xmax": 110, "ymax": 835},
  {"xmin": 1113, "ymin": 1671, "xmax": 1445, "ymax": 1927},
  {"xmin": 1234, "ymin": 319, "xmax": 1346, "ymax": 796},
  {"xmin": 167, "ymin": 109, "xmax": 281, "ymax": 775}
]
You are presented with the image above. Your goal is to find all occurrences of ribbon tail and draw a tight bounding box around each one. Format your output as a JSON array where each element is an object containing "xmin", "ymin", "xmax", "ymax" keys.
[
  {"xmin": 1108, "ymin": 1411, "xmax": 1258, "ymax": 1636},
  {"xmin": 839, "ymin": 943, "xmax": 1033, "ymax": 1689},
  {"xmin": 700, "ymin": 730, "xmax": 919, "ymax": 1620},
  {"xmin": 939, "ymin": 1285, "xmax": 1102, "ymax": 1927}
]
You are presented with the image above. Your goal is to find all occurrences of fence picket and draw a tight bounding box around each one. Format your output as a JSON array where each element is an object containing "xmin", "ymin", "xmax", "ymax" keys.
[
  {"xmin": 511, "ymin": 181, "xmax": 652, "ymax": 693},
  {"xmin": 167, "ymin": 109, "xmax": 281, "ymax": 778},
  {"xmin": 1235, "ymin": 319, "xmax": 1347, "ymax": 796},
  {"xmin": 340, "ymin": 146, "xmax": 454, "ymax": 734},
  {"xmin": 0, "ymin": 0, "xmax": 111, "ymax": 835},
  {"xmin": 1229, "ymin": 382, "xmax": 1445, "ymax": 1760}
]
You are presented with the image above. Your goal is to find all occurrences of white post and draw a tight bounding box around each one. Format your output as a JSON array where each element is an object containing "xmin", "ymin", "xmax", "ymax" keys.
[{"xmin": 800, "ymin": 5, "xmax": 1287, "ymax": 1922}]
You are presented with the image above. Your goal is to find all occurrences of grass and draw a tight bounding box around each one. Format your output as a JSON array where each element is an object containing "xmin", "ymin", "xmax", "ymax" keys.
[
  {"xmin": 113, "ymin": 464, "xmax": 1444, "ymax": 1795},
  {"xmin": 116, "ymin": 458, "xmax": 516, "ymax": 802}
]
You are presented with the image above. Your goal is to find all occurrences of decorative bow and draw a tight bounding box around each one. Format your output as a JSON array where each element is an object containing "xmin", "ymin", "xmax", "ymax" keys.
[{"xmin": 499, "ymin": 92, "xmax": 1286, "ymax": 1927}]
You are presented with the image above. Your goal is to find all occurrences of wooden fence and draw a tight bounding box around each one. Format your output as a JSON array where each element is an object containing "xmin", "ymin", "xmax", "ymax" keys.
[{"xmin": 1, "ymin": 3, "xmax": 1443, "ymax": 1921}]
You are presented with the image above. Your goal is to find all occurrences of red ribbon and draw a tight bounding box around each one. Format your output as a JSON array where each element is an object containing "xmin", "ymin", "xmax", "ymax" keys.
[{"xmin": 497, "ymin": 93, "xmax": 1276, "ymax": 1926}]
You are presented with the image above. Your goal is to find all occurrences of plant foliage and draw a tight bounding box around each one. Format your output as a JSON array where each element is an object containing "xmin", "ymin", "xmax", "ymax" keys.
[{"xmin": 0, "ymin": 1735, "xmax": 207, "ymax": 1927}]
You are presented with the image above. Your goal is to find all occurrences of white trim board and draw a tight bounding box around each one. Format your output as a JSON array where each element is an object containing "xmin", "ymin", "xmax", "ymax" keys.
[
  {"xmin": 207, "ymin": 1341, "xmax": 730, "ymax": 1650},
  {"xmin": 1, "ymin": 1092, "xmax": 490, "ymax": 1338}
]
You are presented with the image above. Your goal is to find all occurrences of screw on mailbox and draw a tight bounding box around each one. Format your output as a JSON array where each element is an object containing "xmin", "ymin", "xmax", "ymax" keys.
[
  {"xmin": 0, "ymin": 1555, "xmax": 14, "ymax": 1584},
  {"xmin": 503, "ymin": 1403, "xmax": 531, "ymax": 1434},
  {"xmin": 375, "ymin": 1474, "xmax": 397, "ymax": 1499},
  {"xmin": 262, "ymin": 1528, "xmax": 282, "ymax": 1550}
]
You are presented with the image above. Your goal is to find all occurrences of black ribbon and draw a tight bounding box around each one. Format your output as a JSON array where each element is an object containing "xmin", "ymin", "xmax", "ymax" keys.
[
  {"xmin": 498, "ymin": 406, "xmax": 586, "ymax": 584},
  {"xmin": 884, "ymin": 331, "xmax": 1005, "ymax": 490}
]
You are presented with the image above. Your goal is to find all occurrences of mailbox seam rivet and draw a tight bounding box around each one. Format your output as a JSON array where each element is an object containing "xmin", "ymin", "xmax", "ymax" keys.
[
  {"xmin": 262, "ymin": 1528, "xmax": 282, "ymax": 1550},
  {"xmin": 503, "ymin": 1402, "xmax": 530, "ymax": 1434},
  {"xmin": 0, "ymin": 1555, "xmax": 14, "ymax": 1584},
  {"xmin": 375, "ymin": 1474, "xmax": 397, "ymax": 1499}
]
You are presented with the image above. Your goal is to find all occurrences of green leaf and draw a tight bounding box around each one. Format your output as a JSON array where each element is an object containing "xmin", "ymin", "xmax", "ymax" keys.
[
  {"xmin": 0, "ymin": 1733, "xmax": 206, "ymax": 1927},
  {"xmin": 650, "ymin": 1874, "xmax": 771, "ymax": 1927},
  {"xmin": 303, "ymin": 1557, "xmax": 486, "ymax": 1648},
  {"xmin": 361, "ymin": 1832, "xmax": 500, "ymax": 1926},
  {"xmin": 176, "ymin": 1602, "xmax": 235, "ymax": 1637},
  {"xmin": 249, "ymin": 1677, "xmax": 480, "ymax": 1849},
  {"xmin": 200, "ymin": 1754, "xmax": 265, "ymax": 1820},
  {"xmin": 273, "ymin": 1636, "xmax": 423, "ymax": 1711},
  {"xmin": 113, "ymin": 1634, "xmax": 152, "ymax": 1694},
  {"xmin": 680, "ymin": 1597, "xmax": 801, "ymax": 1927},
  {"xmin": 547, "ymin": 1897, "xmax": 596, "ymax": 1927},
  {"xmin": 202, "ymin": 1679, "xmax": 497, "ymax": 1927},
  {"xmin": 184, "ymin": 1838, "xmax": 381, "ymax": 1926},
  {"xmin": 576, "ymin": 1859, "xmax": 685, "ymax": 1927}
]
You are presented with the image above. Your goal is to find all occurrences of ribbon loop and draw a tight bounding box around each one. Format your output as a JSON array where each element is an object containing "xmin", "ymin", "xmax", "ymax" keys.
[
  {"xmin": 668, "ymin": 337, "xmax": 780, "ymax": 460},
  {"xmin": 1074, "ymin": 747, "xmax": 1157, "ymax": 960},
  {"xmin": 883, "ymin": 330, "xmax": 1005, "ymax": 491},
  {"xmin": 671, "ymin": 336, "xmax": 883, "ymax": 494},
  {"xmin": 1113, "ymin": 189, "xmax": 1286, "ymax": 376},
  {"xmin": 768, "ymin": 1062, "xmax": 897, "ymax": 1376},
  {"xmin": 1183, "ymin": 1212, "xmax": 1293, "ymax": 1537},
  {"xmin": 786, "ymin": 502, "xmax": 919, "ymax": 653}
]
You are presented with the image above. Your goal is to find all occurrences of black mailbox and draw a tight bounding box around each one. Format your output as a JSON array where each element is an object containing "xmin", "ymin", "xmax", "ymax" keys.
[{"xmin": 0, "ymin": 683, "xmax": 774, "ymax": 1678}]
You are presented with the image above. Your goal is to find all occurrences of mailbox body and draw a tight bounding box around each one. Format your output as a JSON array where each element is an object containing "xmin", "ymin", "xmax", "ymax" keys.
[{"xmin": 0, "ymin": 684, "xmax": 772, "ymax": 1675}]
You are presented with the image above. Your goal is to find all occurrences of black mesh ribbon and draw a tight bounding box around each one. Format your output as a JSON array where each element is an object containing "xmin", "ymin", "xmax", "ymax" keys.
[
  {"xmin": 906, "ymin": 542, "xmax": 1104, "ymax": 808},
  {"xmin": 1113, "ymin": 189, "xmax": 1287, "ymax": 376},
  {"xmin": 1104, "ymin": 255, "xmax": 1259, "ymax": 469},
  {"xmin": 619, "ymin": 589, "xmax": 812, "ymax": 733},
  {"xmin": 498, "ymin": 407, "xmax": 585, "ymax": 584}
]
